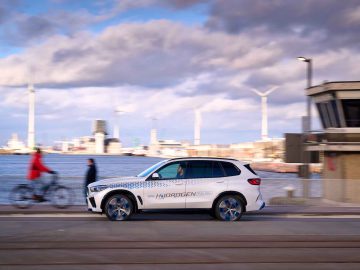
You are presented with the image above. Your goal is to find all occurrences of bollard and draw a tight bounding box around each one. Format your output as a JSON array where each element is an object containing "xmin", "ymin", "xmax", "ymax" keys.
[{"xmin": 284, "ymin": 186, "xmax": 295, "ymax": 198}]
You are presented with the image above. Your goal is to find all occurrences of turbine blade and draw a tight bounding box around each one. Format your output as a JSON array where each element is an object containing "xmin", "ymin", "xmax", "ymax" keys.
[
  {"xmin": 264, "ymin": 86, "xmax": 278, "ymax": 96},
  {"xmin": 250, "ymin": 88, "xmax": 263, "ymax": 96}
]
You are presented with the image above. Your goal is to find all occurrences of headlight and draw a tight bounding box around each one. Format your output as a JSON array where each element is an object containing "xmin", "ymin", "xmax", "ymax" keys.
[{"xmin": 89, "ymin": 185, "xmax": 108, "ymax": 192}]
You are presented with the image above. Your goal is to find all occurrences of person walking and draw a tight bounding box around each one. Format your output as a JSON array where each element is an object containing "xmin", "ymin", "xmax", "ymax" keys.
[
  {"xmin": 27, "ymin": 148, "xmax": 56, "ymax": 201},
  {"xmin": 84, "ymin": 158, "xmax": 97, "ymax": 203}
]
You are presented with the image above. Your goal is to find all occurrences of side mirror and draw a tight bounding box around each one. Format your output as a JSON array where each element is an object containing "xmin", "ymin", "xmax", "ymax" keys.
[{"xmin": 151, "ymin": 173, "xmax": 160, "ymax": 180}]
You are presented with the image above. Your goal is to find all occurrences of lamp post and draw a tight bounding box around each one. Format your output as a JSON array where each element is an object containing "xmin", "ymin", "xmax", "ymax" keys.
[
  {"xmin": 297, "ymin": 56, "xmax": 313, "ymax": 198},
  {"xmin": 297, "ymin": 57, "xmax": 312, "ymax": 132}
]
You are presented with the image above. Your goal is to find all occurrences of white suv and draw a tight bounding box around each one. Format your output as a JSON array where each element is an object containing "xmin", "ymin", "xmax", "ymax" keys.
[{"xmin": 87, "ymin": 158, "xmax": 265, "ymax": 221}]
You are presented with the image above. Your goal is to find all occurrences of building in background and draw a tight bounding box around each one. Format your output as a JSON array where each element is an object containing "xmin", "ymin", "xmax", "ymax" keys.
[
  {"xmin": 93, "ymin": 120, "xmax": 107, "ymax": 154},
  {"xmin": 187, "ymin": 139, "xmax": 284, "ymax": 161},
  {"xmin": 306, "ymin": 81, "xmax": 360, "ymax": 203}
]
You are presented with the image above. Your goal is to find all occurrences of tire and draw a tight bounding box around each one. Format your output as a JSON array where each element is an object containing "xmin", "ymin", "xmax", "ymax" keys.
[
  {"xmin": 105, "ymin": 194, "xmax": 134, "ymax": 221},
  {"xmin": 9, "ymin": 185, "xmax": 33, "ymax": 209},
  {"xmin": 214, "ymin": 195, "xmax": 244, "ymax": 221},
  {"xmin": 51, "ymin": 185, "xmax": 73, "ymax": 209},
  {"xmin": 209, "ymin": 209, "xmax": 216, "ymax": 219}
]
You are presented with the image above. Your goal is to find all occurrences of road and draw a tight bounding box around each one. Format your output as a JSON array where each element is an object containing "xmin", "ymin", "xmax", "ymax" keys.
[{"xmin": 0, "ymin": 212, "xmax": 359, "ymax": 270}]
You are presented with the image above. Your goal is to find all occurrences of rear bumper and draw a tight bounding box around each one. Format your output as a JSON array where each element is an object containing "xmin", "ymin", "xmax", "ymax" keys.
[
  {"xmin": 245, "ymin": 194, "xmax": 265, "ymax": 212},
  {"xmin": 259, "ymin": 201, "xmax": 266, "ymax": 210}
]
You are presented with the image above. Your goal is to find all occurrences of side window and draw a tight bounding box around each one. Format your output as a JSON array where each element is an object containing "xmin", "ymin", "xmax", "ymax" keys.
[
  {"xmin": 187, "ymin": 161, "xmax": 213, "ymax": 179},
  {"xmin": 221, "ymin": 162, "xmax": 241, "ymax": 177},
  {"xmin": 213, "ymin": 161, "xmax": 225, "ymax": 177},
  {"xmin": 156, "ymin": 162, "xmax": 186, "ymax": 180}
]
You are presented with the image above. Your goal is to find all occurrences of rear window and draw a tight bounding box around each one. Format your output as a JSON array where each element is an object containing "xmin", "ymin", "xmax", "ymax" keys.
[
  {"xmin": 187, "ymin": 161, "xmax": 226, "ymax": 178},
  {"xmin": 221, "ymin": 162, "xmax": 241, "ymax": 177},
  {"xmin": 213, "ymin": 162, "xmax": 225, "ymax": 177},
  {"xmin": 187, "ymin": 161, "xmax": 213, "ymax": 178},
  {"xmin": 244, "ymin": 164, "xmax": 257, "ymax": 175}
]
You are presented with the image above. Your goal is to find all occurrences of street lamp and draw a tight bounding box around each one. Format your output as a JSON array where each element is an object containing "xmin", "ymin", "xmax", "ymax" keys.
[
  {"xmin": 297, "ymin": 56, "xmax": 313, "ymax": 132},
  {"xmin": 297, "ymin": 56, "xmax": 313, "ymax": 198}
]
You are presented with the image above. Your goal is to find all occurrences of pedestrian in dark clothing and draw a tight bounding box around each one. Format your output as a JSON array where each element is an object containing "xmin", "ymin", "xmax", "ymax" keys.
[{"xmin": 84, "ymin": 158, "xmax": 97, "ymax": 203}]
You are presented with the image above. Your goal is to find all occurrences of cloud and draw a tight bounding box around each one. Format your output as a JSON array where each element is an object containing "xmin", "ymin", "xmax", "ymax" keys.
[
  {"xmin": 0, "ymin": 20, "xmax": 284, "ymax": 88},
  {"xmin": 205, "ymin": 0, "xmax": 360, "ymax": 51},
  {"xmin": 2, "ymin": 17, "xmax": 360, "ymax": 113},
  {"xmin": 2, "ymin": 1, "xmax": 360, "ymax": 146}
]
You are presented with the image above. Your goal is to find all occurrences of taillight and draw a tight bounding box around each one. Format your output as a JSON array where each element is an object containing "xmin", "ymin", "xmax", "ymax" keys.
[{"xmin": 248, "ymin": 178, "xmax": 261, "ymax": 185}]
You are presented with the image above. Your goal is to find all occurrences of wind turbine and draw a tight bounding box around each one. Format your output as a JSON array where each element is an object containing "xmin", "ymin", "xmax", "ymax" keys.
[
  {"xmin": 250, "ymin": 86, "xmax": 278, "ymax": 141},
  {"xmin": 114, "ymin": 107, "xmax": 124, "ymax": 141},
  {"xmin": 27, "ymin": 84, "xmax": 35, "ymax": 149},
  {"xmin": 194, "ymin": 109, "xmax": 202, "ymax": 145}
]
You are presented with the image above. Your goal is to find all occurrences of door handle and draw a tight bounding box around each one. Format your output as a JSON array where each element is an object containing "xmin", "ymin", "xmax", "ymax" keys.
[
  {"xmin": 175, "ymin": 182, "xmax": 183, "ymax": 185},
  {"xmin": 216, "ymin": 180, "xmax": 224, "ymax": 183}
]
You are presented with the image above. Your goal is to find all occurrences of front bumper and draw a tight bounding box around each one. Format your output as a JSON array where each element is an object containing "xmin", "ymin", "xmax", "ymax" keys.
[{"xmin": 87, "ymin": 191, "xmax": 105, "ymax": 213}]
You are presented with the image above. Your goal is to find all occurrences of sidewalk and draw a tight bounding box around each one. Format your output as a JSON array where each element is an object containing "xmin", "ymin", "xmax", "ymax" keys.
[{"xmin": 0, "ymin": 204, "xmax": 360, "ymax": 215}]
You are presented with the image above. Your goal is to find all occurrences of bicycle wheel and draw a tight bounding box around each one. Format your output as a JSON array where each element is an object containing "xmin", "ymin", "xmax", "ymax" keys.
[
  {"xmin": 51, "ymin": 185, "xmax": 73, "ymax": 209},
  {"xmin": 9, "ymin": 185, "xmax": 33, "ymax": 209}
]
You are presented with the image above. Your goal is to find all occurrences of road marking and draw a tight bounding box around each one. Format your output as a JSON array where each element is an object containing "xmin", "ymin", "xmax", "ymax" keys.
[
  {"xmin": 282, "ymin": 214, "xmax": 360, "ymax": 219},
  {"xmin": 3, "ymin": 213, "xmax": 97, "ymax": 218}
]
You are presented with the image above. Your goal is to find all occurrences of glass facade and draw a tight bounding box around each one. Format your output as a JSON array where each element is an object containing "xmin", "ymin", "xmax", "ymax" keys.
[
  {"xmin": 342, "ymin": 100, "xmax": 360, "ymax": 127},
  {"xmin": 316, "ymin": 99, "xmax": 360, "ymax": 128}
]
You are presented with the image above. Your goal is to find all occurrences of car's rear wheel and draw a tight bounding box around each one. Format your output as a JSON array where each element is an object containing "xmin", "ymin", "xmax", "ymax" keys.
[
  {"xmin": 214, "ymin": 195, "xmax": 243, "ymax": 221},
  {"xmin": 105, "ymin": 194, "xmax": 134, "ymax": 221}
]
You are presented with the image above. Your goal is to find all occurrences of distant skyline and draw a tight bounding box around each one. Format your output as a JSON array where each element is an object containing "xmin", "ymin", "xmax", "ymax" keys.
[{"xmin": 1, "ymin": 0, "xmax": 360, "ymax": 146}]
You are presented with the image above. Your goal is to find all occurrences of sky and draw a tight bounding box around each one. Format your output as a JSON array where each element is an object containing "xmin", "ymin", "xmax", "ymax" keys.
[{"xmin": 1, "ymin": 0, "xmax": 360, "ymax": 147}]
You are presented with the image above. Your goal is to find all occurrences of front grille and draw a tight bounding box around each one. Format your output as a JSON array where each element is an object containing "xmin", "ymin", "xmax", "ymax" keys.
[{"xmin": 89, "ymin": 197, "xmax": 96, "ymax": 208}]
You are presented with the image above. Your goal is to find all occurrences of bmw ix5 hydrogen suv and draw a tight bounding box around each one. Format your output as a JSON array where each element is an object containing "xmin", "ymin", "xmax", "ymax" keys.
[{"xmin": 87, "ymin": 157, "xmax": 265, "ymax": 221}]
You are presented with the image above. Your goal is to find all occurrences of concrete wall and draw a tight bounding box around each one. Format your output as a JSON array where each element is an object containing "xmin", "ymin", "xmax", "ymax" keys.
[
  {"xmin": 322, "ymin": 152, "xmax": 360, "ymax": 203},
  {"xmin": 343, "ymin": 153, "xmax": 360, "ymax": 203}
]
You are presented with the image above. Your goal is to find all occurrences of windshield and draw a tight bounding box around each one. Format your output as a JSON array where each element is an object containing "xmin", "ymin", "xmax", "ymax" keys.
[{"xmin": 137, "ymin": 160, "xmax": 168, "ymax": 177}]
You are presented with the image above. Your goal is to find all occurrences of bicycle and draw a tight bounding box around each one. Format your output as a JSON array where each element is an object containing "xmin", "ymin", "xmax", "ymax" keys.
[{"xmin": 9, "ymin": 174, "xmax": 74, "ymax": 209}]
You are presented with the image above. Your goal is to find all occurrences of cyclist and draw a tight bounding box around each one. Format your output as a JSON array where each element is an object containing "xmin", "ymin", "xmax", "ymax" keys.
[{"xmin": 27, "ymin": 148, "xmax": 56, "ymax": 202}]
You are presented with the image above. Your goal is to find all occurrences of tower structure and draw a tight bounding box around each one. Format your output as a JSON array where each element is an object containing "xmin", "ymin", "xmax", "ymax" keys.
[
  {"xmin": 114, "ymin": 107, "xmax": 124, "ymax": 141},
  {"xmin": 27, "ymin": 84, "xmax": 35, "ymax": 149},
  {"xmin": 148, "ymin": 118, "xmax": 159, "ymax": 156},
  {"xmin": 194, "ymin": 109, "xmax": 201, "ymax": 145},
  {"xmin": 250, "ymin": 86, "xmax": 278, "ymax": 141},
  {"xmin": 93, "ymin": 120, "xmax": 107, "ymax": 154}
]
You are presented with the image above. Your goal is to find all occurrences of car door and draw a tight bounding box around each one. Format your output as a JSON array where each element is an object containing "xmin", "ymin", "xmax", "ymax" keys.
[
  {"xmin": 185, "ymin": 160, "xmax": 228, "ymax": 208},
  {"xmin": 143, "ymin": 161, "xmax": 187, "ymax": 209}
]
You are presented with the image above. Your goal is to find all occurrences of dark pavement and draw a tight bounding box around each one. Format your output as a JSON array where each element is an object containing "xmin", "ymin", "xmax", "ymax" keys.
[
  {"xmin": 1, "ymin": 203, "xmax": 360, "ymax": 215},
  {"xmin": 0, "ymin": 211, "xmax": 359, "ymax": 270}
]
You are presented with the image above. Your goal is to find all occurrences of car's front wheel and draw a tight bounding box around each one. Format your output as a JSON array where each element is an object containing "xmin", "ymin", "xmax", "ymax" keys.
[
  {"xmin": 214, "ymin": 195, "xmax": 244, "ymax": 221},
  {"xmin": 105, "ymin": 194, "xmax": 134, "ymax": 221}
]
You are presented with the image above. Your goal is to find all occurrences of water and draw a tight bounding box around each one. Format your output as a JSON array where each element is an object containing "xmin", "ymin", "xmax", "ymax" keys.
[
  {"xmin": 0, "ymin": 154, "xmax": 322, "ymax": 205},
  {"xmin": 0, "ymin": 154, "xmax": 164, "ymax": 177}
]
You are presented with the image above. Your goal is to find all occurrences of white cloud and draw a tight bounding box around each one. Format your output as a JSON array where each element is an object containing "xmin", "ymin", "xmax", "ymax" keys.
[{"xmin": 2, "ymin": 1, "xmax": 360, "ymax": 145}]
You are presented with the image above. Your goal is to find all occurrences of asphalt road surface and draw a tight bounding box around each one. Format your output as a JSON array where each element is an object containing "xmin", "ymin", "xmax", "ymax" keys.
[{"xmin": 0, "ymin": 212, "xmax": 359, "ymax": 270}]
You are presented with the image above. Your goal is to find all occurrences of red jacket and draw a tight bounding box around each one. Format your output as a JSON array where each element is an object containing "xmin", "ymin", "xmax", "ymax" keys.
[{"xmin": 27, "ymin": 153, "xmax": 51, "ymax": 180}]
